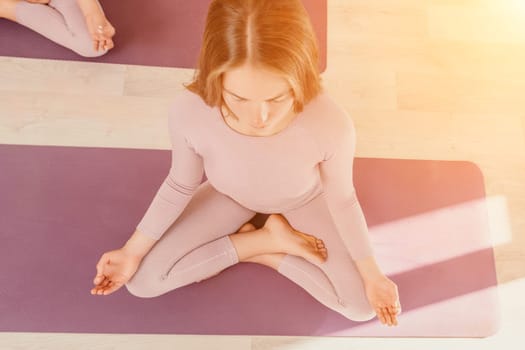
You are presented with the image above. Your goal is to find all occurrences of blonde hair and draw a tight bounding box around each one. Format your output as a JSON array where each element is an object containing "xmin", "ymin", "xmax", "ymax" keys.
[{"xmin": 186, "ymin": 0, "xmax": 322, "ymax": 113}]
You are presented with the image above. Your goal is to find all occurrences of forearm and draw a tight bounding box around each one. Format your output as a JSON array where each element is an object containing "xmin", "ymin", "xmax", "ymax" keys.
[
  {"xmin": 122, "ymin": 229, "xmax": 157, "ymax": 259},
  {"xmin": 76, "ymin": 0, "xmax": 104, "ymax": 17},
  {"xmin": 354, "ymin": 255, "xmax": 385, "ymax": 284}
]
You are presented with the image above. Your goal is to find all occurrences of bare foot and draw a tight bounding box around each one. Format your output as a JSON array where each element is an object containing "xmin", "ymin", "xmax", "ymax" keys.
[
  {"xmin": 263, "ymin": 214, "xmax": 327, "ymax": 264},
  {"xmin": 233, "ymin": 223, "xmax": 284, "ymax": 269},
  {"xmin": 236, "ymin": 222, "xmax": 256, "ymax": 233}
]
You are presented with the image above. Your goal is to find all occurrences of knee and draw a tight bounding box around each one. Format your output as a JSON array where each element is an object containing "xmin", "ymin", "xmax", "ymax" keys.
[
  {"xmin": 73, "ymin": 44, "xmax": 108, "ymax": 58},
  {"xmin": 125, "ymin": 274, "xmax": 165, "ymax": 299},
  {"xmin": 69, "ymin": 34, "xmax": 109, "ymax": 57},
  {"xmin": 336, "ymin": 299, "xmax": 376, "ymax": 322}
]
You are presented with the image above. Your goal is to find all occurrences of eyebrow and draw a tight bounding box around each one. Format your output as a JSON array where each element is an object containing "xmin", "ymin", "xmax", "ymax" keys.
[{"xmin": 223, "ymin": 87, "xmax": 291, "ymax": 101}]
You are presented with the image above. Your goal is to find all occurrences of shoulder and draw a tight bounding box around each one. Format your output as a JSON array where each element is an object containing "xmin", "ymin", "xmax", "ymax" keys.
[
  {"xmin": 302, "ymin": 92, "xmax": 354, "ymax": 130},
  {"xmin": 299, "ymin": 93, "xmax": 356, "ymax": 157},
  {"xmin": 167, "ymin": 88, "xmax": 212, "ymax": 129},
  {"xmin": 169, "ymin": 89, "xmax": 208, "ymax": 119}
]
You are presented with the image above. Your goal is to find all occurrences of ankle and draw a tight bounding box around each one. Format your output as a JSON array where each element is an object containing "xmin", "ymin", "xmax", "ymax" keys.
[
  {"xmin": 246, "ymin": 253, "xmax": 285, "ymax": 270},
  {"xmin": 0, "ymin": 0, "xmax": 20, "ymax": 22},
  {"xmin": 229, "ymin": 228, "xmax": 278, "ymax": 262}
]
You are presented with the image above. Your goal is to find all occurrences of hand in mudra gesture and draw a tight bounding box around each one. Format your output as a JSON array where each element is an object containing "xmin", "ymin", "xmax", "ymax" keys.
[
  {"xmin": 364, "ymin": 275, "xmax": 401, "ymax": 326},
  {"xmin": 91, "ymin": 249, "xmax": 141, "ymax": 296}
]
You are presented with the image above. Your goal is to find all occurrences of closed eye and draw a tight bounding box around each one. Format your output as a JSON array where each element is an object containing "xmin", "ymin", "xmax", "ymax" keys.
[
  {"xmin": 270, "ymin": 95, "xmax": 293, "ymax": 103},
  {"xmin": 223, "ymin": 90, "xmax": 246, "ymax": 102}
]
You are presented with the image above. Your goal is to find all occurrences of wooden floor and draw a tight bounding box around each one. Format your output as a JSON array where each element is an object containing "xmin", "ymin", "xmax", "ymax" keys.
[{"xmin": 1, "ymin": 0, "xmax": 524, "ymax": 348}]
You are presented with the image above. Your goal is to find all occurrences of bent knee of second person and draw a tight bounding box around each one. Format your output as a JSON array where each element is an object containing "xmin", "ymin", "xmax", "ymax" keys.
[
  {"xmin": 337, "ymin": 300, "xmax": 376, "ymax": 322},
  {"xmin": 74, "ymin": 45, "xmax": 109, "ymax": 58},
  {"xmin": 70, "ymin": 36, "xmax": 110, "ymax": 58}
]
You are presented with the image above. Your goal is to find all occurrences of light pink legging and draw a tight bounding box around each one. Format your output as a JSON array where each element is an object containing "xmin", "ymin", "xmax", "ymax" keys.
[
  {"xmin": 125, "ymin": 181, "xmax": 376, "ymax": 322},
  {"xmin": 15, "ymin": 0, "xmax": 107, "ymax": 57}
]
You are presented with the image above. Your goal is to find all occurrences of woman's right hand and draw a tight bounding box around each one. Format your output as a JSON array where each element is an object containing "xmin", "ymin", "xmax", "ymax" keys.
[
  {"xmin": 84, "ymin": 12, "xmax": 116, "ymax": 52},
  {"xmin": 90, "ymin": 248, "xmax": 142, "ymax": 296}
]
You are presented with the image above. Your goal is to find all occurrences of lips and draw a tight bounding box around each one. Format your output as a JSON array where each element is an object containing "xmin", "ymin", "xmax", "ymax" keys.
[{"xmin": 251, "ymin": 119, "xmax": 268, "ymax": 128}]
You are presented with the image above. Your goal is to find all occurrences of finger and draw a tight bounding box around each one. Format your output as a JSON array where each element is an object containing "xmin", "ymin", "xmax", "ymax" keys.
[
  {"xmin": 94, "ymin": 280, "xmax": 109, "ymax": 294},
  {"xmin": 382, "ymin": 307, "xmax": 393, "ymax": 326},
  {"xmin": 105, "ymin": 39, "xmax": 114, "ymax": 51},
  {"xmin": 93, "ymin": 277, "xmax": 118, "ymax": 294},
  {"xmin": 389, "ymin": 299, "xmax": 401, "ymax": 314},
  {"xmin": 92, "ymin": 277, "xmax": 107, "ymax": 290},
  {"xmin": 388, "ymin": 309, "xmax": 398, "ymax": 325},
  {"xmin": 103, "ymin": 38, "xmax": 111, "ymax": 51},
  {"xmin": 93, "ymin": 273, "xmax": 105, "ymax": 285},
  {"xmin": 388, "ymin": 303, "xmax": 401, "ymax": 316},
  {"xmin": 93, "ymin": 275, "xmax": 108, "ymax": 286},
  {"xmin": 91, "ymin": 284, "xmax": 107, "ymax": 294},
  {"xmin": 376, "ymin": 308, "xmax": 386, "ymax": 324},
  {"xmin": 103, "ymin": 281, "xmax": 123, "ymax": 295},
  {"xmin": 94, "ymin": 254, "xmax": 109, "ymax": 283},
  {"xmin": 91, "ymin": 285, "xmax": 105, "ymax": 295},
  {"xmin": 99, "ymin": 36, "xmax": 107, "ymax": 51},
  {"xmin": 95, "ymin": 253, "xmax": 108, "ymax": 275},
  {"xmin": 101, "ymin": 22, "xmax": 115, "ymax": 37},
  {"xmin": 100, "ymin": 278, "xmax": 111, "ymax": 289},
  {"xmin": 390, "ymin": 311, "xmax": 398, "ymax": 326},
  {"xmin": 386, "ymin": 306, "xmax": 398, "ymax": 326},
  {"xmin": 95, "ymin": 35, "xmax": 105, "ymax": 51},
  {"xmin": 107, "ymin": 24, "xmax": 116, "ymax": 37}
]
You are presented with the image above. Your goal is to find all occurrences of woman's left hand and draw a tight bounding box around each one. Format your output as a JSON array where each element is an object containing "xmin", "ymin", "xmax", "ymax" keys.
[
  {"xmin": 364, "ymin": 274, "xmax": 401, "ymax": 326},
  {"xmin": 84, "ymin": 12, "xmax": 116, "ymax": 52}
]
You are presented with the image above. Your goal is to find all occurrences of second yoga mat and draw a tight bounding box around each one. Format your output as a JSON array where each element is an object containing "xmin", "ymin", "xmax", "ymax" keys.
[{"xmin": 0, "ymin": 0, "xmax": 327, "ymax": 71}]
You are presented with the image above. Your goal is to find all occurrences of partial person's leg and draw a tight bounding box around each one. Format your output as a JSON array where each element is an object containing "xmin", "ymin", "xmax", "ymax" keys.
[
  {"xmin": 125, "ymin": 181, "xmax": 257, "ymax": 298},
  {"xmin": 276, "ymin": 193, "xmax": 376, "ymax": 322},
  {"xmin": 11, "ymin": 0, "xmax": 105, "ymax": 57},
  {"xmin": 0, "ymin": 0, "xmax": 23, "ymax": 21}
]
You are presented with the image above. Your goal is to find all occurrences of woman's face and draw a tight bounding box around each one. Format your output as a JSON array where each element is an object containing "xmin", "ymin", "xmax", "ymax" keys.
[{"xmin": 222, "ymin": 63, "xmax": 295, "ymax": 132}]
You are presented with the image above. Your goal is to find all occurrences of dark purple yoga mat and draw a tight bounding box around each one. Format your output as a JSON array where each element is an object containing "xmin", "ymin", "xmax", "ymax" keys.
[
  {"xmin": 0, "ymin": 0, "xmax": 327, "ymax": 71},
  {"xmin": 0, "ymin": 144, "xmax": 499, "ymax": 337}
]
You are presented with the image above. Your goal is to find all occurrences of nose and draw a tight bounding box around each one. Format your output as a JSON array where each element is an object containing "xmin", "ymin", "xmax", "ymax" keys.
[
  {"xmin": 260, "ymin": 102, "xmax": 269, "ymax": 123},
  {"xmin": 253, "ymin": 102, "xmax": 269, "ymax": 126}
]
